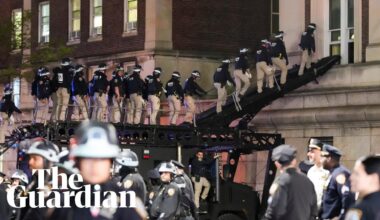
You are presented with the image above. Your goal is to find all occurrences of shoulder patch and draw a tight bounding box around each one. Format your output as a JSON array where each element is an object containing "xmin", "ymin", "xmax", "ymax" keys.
[
  {"xmin": 167, "ymin": 188, "xmax": 175, "ymax": 196},
  {"xmin": 302, "ymin": 32, "xmax": 307, "ymax": 36},
  {"xmin": 257, "ymin": 50, "xmax": 262, "ymax": 54},
  {"xmin": 216, "ymin": 67, "xmax": 222, "ymax": 72},
  {"xmin": 269, "ymin": 183, "xmax": 279, "ymax": 195},
  {"xmin": 149, "ymin": 191, "xmax": 155, "ymax": 200},
  {"xmin": 235, "ymin": 57, "xmax": 240, "ymax": 62},
  {"xmin": 336, "ymin": 174, "xmax": 346, "ymax": 185},
  {"xmin": 345, "ymin": 209, "xmax": 363, "ymax": 220},
  {"xmin": 124, "ymin": 179, "xmax": 133, "ymax": 189}
]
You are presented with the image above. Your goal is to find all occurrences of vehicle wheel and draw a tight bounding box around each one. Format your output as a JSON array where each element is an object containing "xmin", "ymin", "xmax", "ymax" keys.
[{"xmin": 217, "ymin": 213, "xmax": 242, "ymax": 220}]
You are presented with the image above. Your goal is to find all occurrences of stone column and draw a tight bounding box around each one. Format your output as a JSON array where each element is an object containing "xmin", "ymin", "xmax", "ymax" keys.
[{"xmin": 366, "ymin": 0, "xmax": 380, "ymax": 61}]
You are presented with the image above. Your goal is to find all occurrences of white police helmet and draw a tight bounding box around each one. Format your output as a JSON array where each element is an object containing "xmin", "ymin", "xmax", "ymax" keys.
[
  {"xmin": 240, "ymin": 48, "xmax": 249, "ymax": 53},
  {"xmin": 115, "ymin": 149, "xmax": 139, "ymax": 167},
  {"xmin": 11, "ymin": 169, "xmax": 29, "ymax": 185},
  {"xmin": 191, "ymin": 70, "xmax": 201, "ymax": 78},
  {"xmin": 27, "ymin": 140, "xmax": 60, "ymax": 163},
  {"xmin": 72, "ymin": 121, "xmax": 120, "ymax": 158},
  {"xmin": 158, "ymin": 162, "xmax": 176, "ymax": 174}
]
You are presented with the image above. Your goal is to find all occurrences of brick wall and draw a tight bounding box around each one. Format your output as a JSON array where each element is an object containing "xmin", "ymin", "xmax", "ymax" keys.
[
  {"xmin": 362, "ymin": 0, "xmax": 369, "ymax": 62},
  {"xmin": 172, "ymin": 0, "xmax": 271, "ymax": 54}
]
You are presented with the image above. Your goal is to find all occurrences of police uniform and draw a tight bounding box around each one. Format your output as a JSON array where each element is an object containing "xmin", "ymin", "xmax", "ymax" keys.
[
  {"xmin": 183, "ymin": 71, "xmax": 206, "ymax": 124},
  {"xmin": 72, "ymin": 65, "xmax": 89, "ymax": 120},
  {"xmin": 233, "ymin": 48, "xmax": 251, "ymax": 101},
  {"xmin": 271, "ymin": 32, "xmax": 289, "ymax": 84},
  {"xmin": 321, "ymin": 144, "xmax": 355, "ymax": 220},
  {"xmin": 122, "ymin": 73, "xmax": 133, "ymax": 124},
  {"xmin": 256, "ymin": 40, "xmax": 274, "ymax": 94},
  {"xmin": 213, "ymin": 60, "xmax": 235, "ymax": 113},
  {"xmin": 145, "ymin": 68, "xmax": 163, "ymax": 125},
  {"xmin": 345, "ymin": 191, "xmax": 380, "ymax": 220},
  {"xmin": 298, "ymin": 23, "xmax": 316, "ymax": 76},
  {"xmin": 52, "ymin": 61, "xmax": 74, "ymax": 121},
  {"xmin": 126, "ymin": 65, "xmax": 145, "ymax": 124},
  {"xmin": 146, "ymin": 169, "xmax": 162, "ymax": 215},
  {"xmin": 150, "ymin": 182, "xmax": 181, "ymax": 220},
  {"xmin": 35, "ymin": 67, "xmax": 52, "ymax": 122},
  {"xmin": 1, "ymin": 89, "xmax": 21, "ymax": 125},
  {"xmin": 121, "ymin": 173, "xmax": 147, "ymax": 205},
  {"xmin": 263, "ymin": 145, "xmax": 318, "ymax": 220},
  {"xmin": 91, "ymin": 67, "xmax": 109, "ymax": 122},
  {"xmin": 165, "ymin": 72, "xmax": 184, "ymax": 125},
  {"xmin": 109, "ymin": 67, "xmax": 125, "ymax": 123}
]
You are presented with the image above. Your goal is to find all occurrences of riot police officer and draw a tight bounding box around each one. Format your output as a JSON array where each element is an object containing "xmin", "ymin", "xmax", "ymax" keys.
[
  {"xmin": 8, "ymin": 170, "xmax": 29, "ymax": 220},
  {"xmin": 345, "ymin": 155, "xmax": 380, "ymax": 220},
  {"xmin": 321, "ymin": 144, "xmax": 355, "ymax": 220},
  {"xmin": 1, "ymin": 86, "xmax": 21, "ymax": 125},
  {"xmin": 72, "ymin": 64, "xmax": 89, "ymax": 120},
  {"xmin": 145, "ymin": 67, "xmax": 163, "ymax": 125},
  {"xmin": 48, "ymin": 121, "xmax": 145, "ymax": 220},
  {"xmin": 91, "ymin": 63, "xmax": 109, "ymax": 122},
  {"xmin": 35, "ymin": 67, "xmax": 52, "ymax": 122},
  {"xmin": 127, "ymin": 65, "xmax": 145, "ymax": 124},
  {"xmin": 165, "ymin": 72, "xmax": 184, "ymax": 125},
  {"xmin": 150, "ymin": 162, "xmax": 181, "ymax": 220},
  {"xmin": 109, "ymin": 65, "xmax": 125, "ymax": 123},
  {"xmin": 234, "ymin": 48, "xmax": 251, "ymax": 101},
  {"xmin": 271, "ymin": 31, "xmax": 289, "ymax": 85},
  {"xmin": 263, "ymin": 145, "xmax": 318, "ymax": 220},
  {"xmin": 115, "ymin": 149, "xmax": 147, "ymax": 204},
  {"xmin": 213, "ymin": 59, "xmax": 235, "ymax": 114},
  {"xmin": 146, "ymin": 169, "xmax": 161, "ymax": 212},
  {"xmin": 256, "ymin": 39, "xmax": 274, "ymax": 94},
  {"xmin": 298, "ymin": 23, "xmax": 316, "ymax": 76},
  {"xmin": 183, "ymin": 70, "xmax": 207, "ymax": 125}
]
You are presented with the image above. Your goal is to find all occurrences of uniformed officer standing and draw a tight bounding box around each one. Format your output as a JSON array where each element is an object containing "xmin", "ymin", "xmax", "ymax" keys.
[
  {"xmin": 150, "ymin": 162, "xmax": 181, "ymax": 220},
  {"xmin": 263, "ymin": 144, "xmax": 318, "ymax": 220},
  {"xmin": 183, "ymin": 70, "xmax": 207, "ymax": 125},
  {"xmin": 127, "ymin": 65, "xmax": 145, "ymax": 124},
  {"xmin": 271, "ymin": 31, "xmax": 289, "ymax": 85},
  {"xmin": 256, "ymin": 39, "xmax": 274, "ymax": 94},
  {"xmin": 145, "ymin": 67, "xmax": 163, "ymax": 125},
  {"xmin": 146, "ymin": 169, "xmax": 161, "ymax": 214},
  {"xmin": 91, "ymin": 63, "xmax": 109, "ymax": 121},
  {"xmin": 213, "ymin": 59, "xmax": 235, "ymax": 114},
  {"xmin": 321, "ymin": 144, "xmax": 355, "ymax": 220},
  {"xmin": 72, "ymin": 64, "xmax": 89, "ymax": 120},
  {"xmin": 115, "ymin": 149, "xmax": 147, "ymax": 204},
  {"xmin": 307, "ymin": 138, "xmax": 330, "ymax": 210},
  {"xmin": 345, "ymin": 155, "xmax": 380, "ymax": 220},
  {"xmin": 234, "ymin": 48, "xmax": 251, "ymax": 101},
  {"xmin": 35, "ymin": 67, "xmax": 52, "ymax": 122},
  {"xmin": 109, "ymin": 65, "xmax": 125, "ymax": 123},
  {"xmin": 298, "ymin": 23, "xmax": 316, "ymax": 76},
  {"xmin": 1, "ymin": 87, "xmax": 22, "ymax": 125},
  {"xmin": 165, "ymin": 72, "xmax": 184, "ymax": 125},
  {"xmin": 52, "ymin": 58, "xmax": 74, "ymax": 121},
  {"xmin": 8, "ymin": 169, "xmax": 29, "ymax": 220}
]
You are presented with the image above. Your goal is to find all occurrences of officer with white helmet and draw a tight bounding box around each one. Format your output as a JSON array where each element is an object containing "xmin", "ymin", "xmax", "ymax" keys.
[
  {"xmin": 11, "ymin": 170, "xmax": 29, "ymax": 187},
  {"xmin": 9, "ymin": 169, "xmax": 29, "ymax": 220},
  {"xmin": 150, "ymin": 162, "xmax": 181, "ymax": 220},
  {"xmin": 183, "ymin": 70, "xmax": 207, "ymax": 125},
  {"xmin": 115, "ymin": 149, "xmax": 147, "ymax": 204},
  {"xmin": 234, "ymin": 48, "xmax": 251, "ymax": 101}
]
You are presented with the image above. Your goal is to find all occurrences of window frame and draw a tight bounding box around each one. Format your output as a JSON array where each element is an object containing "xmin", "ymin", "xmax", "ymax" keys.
[
  {"xmin": 38, "ymin": 1, "xmax": 50, "ymax": 44},
  {"xmin": 270, "ymin": 0, "xmax": 279, "ymax": 35},
  {"xmin": 68, "ymin": 0, "xmax": 81, "ymax": 42},
  {"xmin": 11, "ymin": 8, "xmax": 23, "ymax": 51},
  {"xmin": 123, "ymin": 0, "xmax": 138, "ymax": 34},
  {"xmin": 89, "ymin": 0, "xmax": 103, "ymax": 39}
]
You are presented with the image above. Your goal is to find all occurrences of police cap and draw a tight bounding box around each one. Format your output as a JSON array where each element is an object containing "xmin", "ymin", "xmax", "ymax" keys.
[
  {"xmin": 308, "ymin": 138, "xmax": 323, "ymax": 150},
  {"xmin": 154, "ymin": 67, "xmax": 162, "ymax": 75},
  {"xmin": 308, "ymin": 23, "xmax": 317, "ymax": 30},
  {"xmin": 0, "ymin": 171, "xmax": 5, "ymax": 177},
  {"xmin": 133, "ymin": 64, "xmax": 142, "ymax": 73},
  {"xmin": 61, "ymin": 57, "xmax": 71, "ymax": 66},
  {"xmin": 98, "ymin": 63, "xmax": 107, "ymax": 71},
  {"xmin": 172, "ymin": 71, "xmax": 181, "ymax": 78},
  {"xmin": 321, "ymin": 144, "xmax": 342, "ymax": 158},
  {"xmin": 170, "ymin": 160, "xmax": 185, "ymax": 169},
  {"xmin": 272, "ymin": 144, "xmax": 297, "ymax": 164}
]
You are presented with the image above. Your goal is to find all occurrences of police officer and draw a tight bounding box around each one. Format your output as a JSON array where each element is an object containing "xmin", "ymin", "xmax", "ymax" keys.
[
  {"xmin": 256, "ymin": 39, "xmax": 274, "ymax": 94},
  {"xmin": 8, "ymin": 170, "xmax": 29, "ymax": 220},
  {"xmin": 91, "ymin": 63, "xmax": 109, "ymax": 121},
  {"xmin": 321, "ymin": 144, "xmax": 355, "ymax": 220},
  {"xmin": 109, "ymin": 65, "xmax": 125, "ymax": 123},
  {"xmin": 299, "ymin": 23, "xmax": 316, "ymax": 76},
  {"xmin": 233, "ymin": 48, "xmax": 251, "ymax": 102},
  {"xmin": 271, "ymin": 31, "xmax": 289, "ymax": 85},
  {"xmin": 345, "ymin": 155, "xmax": 380, "ymax": 220},
  {"xmin": 145, "ymin": 67, "xmax": 163, "ymax": 125},
  {"xmin": 115, "ymin": 149, "xmax": 147, "ymax": 204},
  {"xmin": 171, "ymin": 160, "xmax": 197, "ymax": 220},
  {"xmin": 150, "ymin": 162, "xmax": 181, "ymax": 220},
  {"xmin": 72, "ymin": 64, "xmax": 89, "ymax": 120},
  {"xmin": 48, "ymin": 121, "xmax": 145, "ymax": 220},
  {"xmin": 165, "ymin": 71, "xmax": 184, "ymax": 125},
  {"xmin": 52, "ymin": 58, "xmax": 74, "ymax": 121},
  {"xmin": 1, "ymin": 87, "xmax": 22, "ymax": 125},
  {"xmin": 263, "ymin": 144, "xmax": 318, "ymax": 220},
  {"xmin": 0, "ymin": 171, "xmax": 5, "ymax": 186},
  {"xmin": 127, "ymin": 65, "xmax": 145, "ymax": 124},
  {"xmin": 35, "ymin": 67, "xmax": 52, "ymax": 123},
  {"xmin": 146, "ymin": 169, "xmax": 161, "ymax": 212},
  {"xmin": 307, "ymin": 138, "xmax": 330, "ymax": 210},
  {"xmin": 213, "ymin": 59, "xmax": 235, "ymax": 114},
  {"xmin": 183, "ymin": 70, "xmax": 207, "ymax": 125}
]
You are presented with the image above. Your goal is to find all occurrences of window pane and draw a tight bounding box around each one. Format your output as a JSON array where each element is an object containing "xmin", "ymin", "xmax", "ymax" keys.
[
  {"xmin": 272, "ymin": 14, "xmax": 279, "ymax": 34},
  {"xmin": 94, "ymin": 16, "xmax": 102, "ymax": 27},
  {"xmin": 12, "ymin": 10, "xmax": 22, "ymax": 49},
  {"xmin": 72, "ymin": 0, "xmax": 80, "ymax": 11},
  {"xmin": 73, "ymin": 19, "xmax": 80, "ymax": 31},
  {"xmin": 94, "ymin": 0, "xmax": 102, "ymax": 7},
  {"xmin": 348, "ymin": 0, "xmax": 354, "ymax": 28},
  {"xmin": 330, "ymin": 44, "xmax": 340, "ymax": 56},
  {"xmin": 94, "ymin": 7, "xmax": 102, "ymax": 16},
  {"xmin": 348, "ymin": 42, "xmax": 354, "ymax": 63},
  {"xmin": 331, "ymin": 30, "xmax": 341, "ymax": 42},
  {"xmin": 42, "ymin": 25, "xmax": 49, "ymax": 36},
  {"xmin": 349, "ymin": 29, "xmax": 354, "ymax": 40},
  {"xmin": 73, "ymin": 11, "xmax": 80, "ymax": 19},
  {"xmin": 329, "ymin": 0, "xmax": 340, "ymax": 30},
  {"xmin": 128, "ymin": 9, "xmax": 137, "ymax": 22},
  {"xmin": 42, "ymin": 4, "xmax": 49, "ymax": 17},
  {"xmin": 272, "ymin": 0, "xmax": 279, "ymax": 13}
]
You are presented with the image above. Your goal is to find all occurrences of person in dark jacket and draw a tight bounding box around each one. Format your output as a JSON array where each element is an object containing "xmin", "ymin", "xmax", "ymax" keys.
[
  {"xmin": 271, "ymin": 31, "xmax": 289, "ymax": 85},
  {"xmin": 35, "ymin": 67, "xmax": 52, "ymax": 122},
  {"xmin": 183, "ymin": 70, "xmax": 207, "ymax": 125},
  {"xmin": 165, "ymin": 72, "xmax": 184, "ymax": 125},
  {"xmin": 145, "ymin": 67, "xmax": 163, "ymax": 125},
  {"xmin": 213, "ymin": 59, "xmax": 235, "ymax": 113},
  {"xmin": 263, "ymin": 144, "xmax": 318, "ymax": 220},
  {"xmin": 109, "ymin": 64, "xmax": 125, "ymax": 123},
  {"xmin": 298, "ymin": 23, "xmax": 316, "ymax": 76},
  {"xmin": 72, "ymin": 64, "xmax": 89, "ymax": 120},
  {"xmin": 91, "ymin": 63, "xmax": 109, "ymax": 121},
  {"xmin": 256, "ymin": 39, "xmax": 274, "ymax": 94},
  {"xmin": 127, "ymin": 65, "xmax": 145, "ymax": 124},
  {"xmin": 1, "ymin": 87, "xmax": 21, "ymax": 125},
  {"xmin": 234, "ymin": 48, "xmax": 251, "ymax": 101}
]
